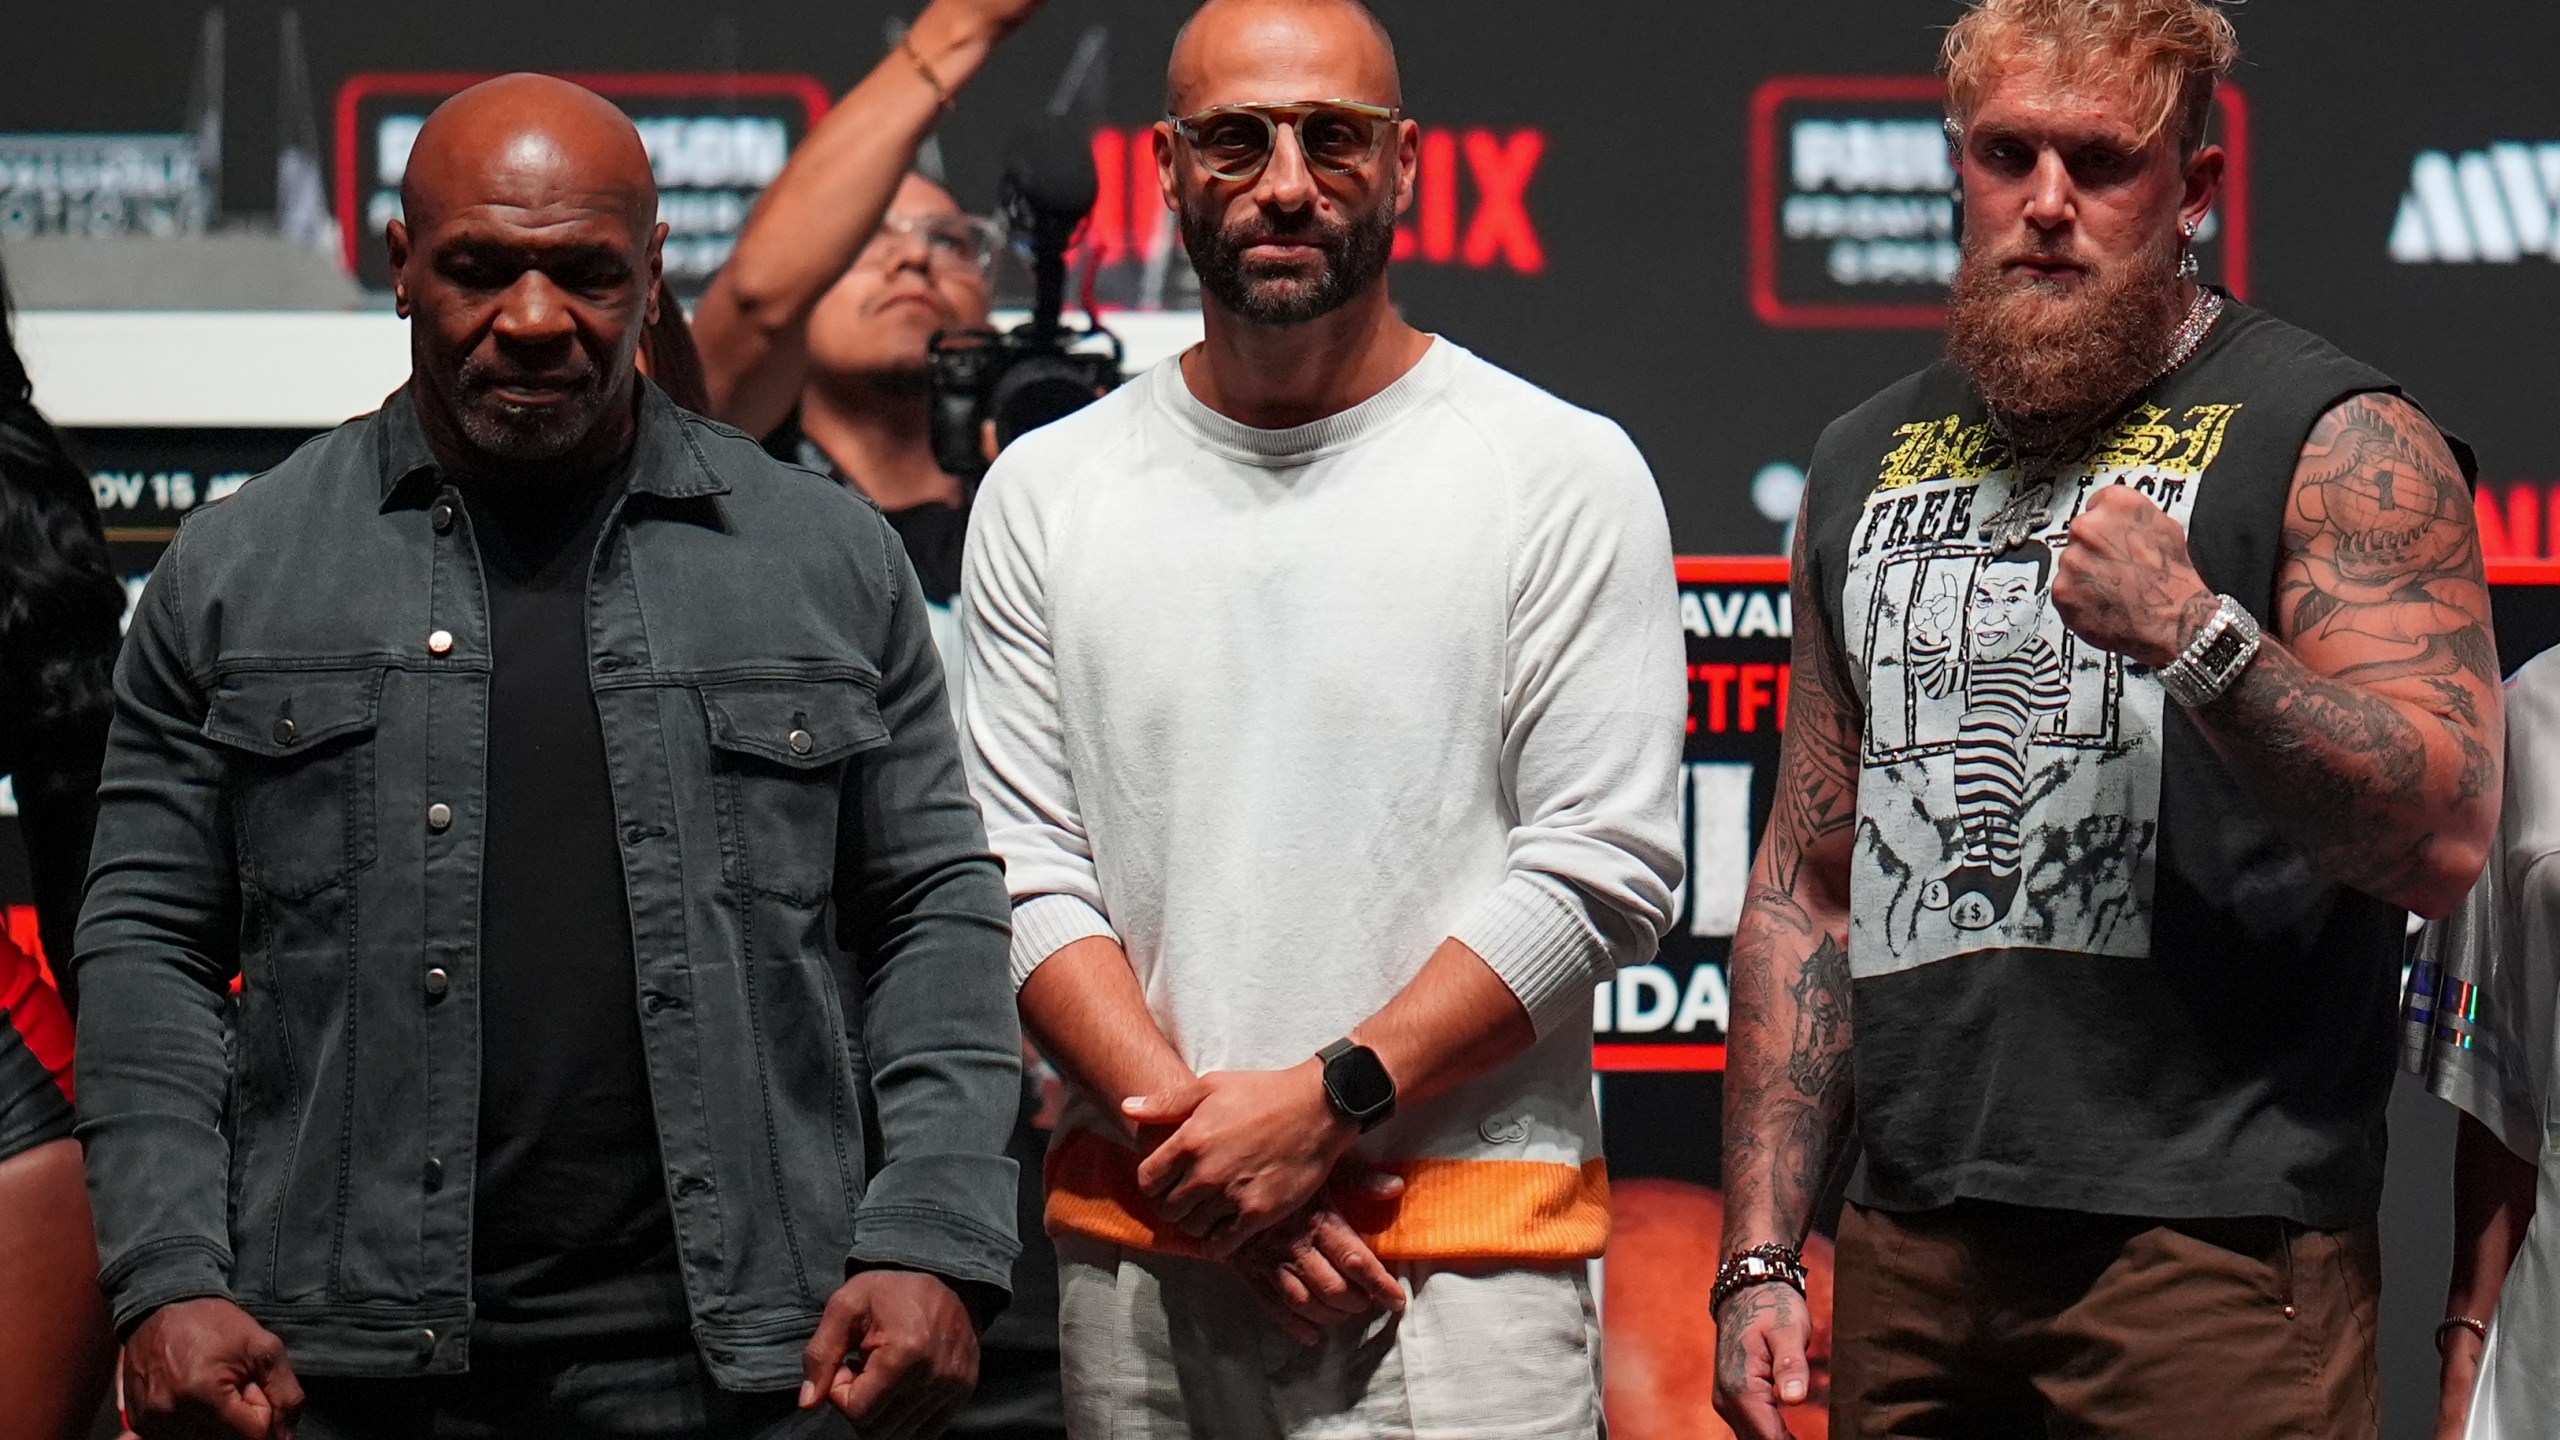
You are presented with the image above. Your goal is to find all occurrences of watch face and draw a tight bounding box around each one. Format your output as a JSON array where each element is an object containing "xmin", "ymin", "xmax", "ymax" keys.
[{"xmin": 1324, "ymin": 1044, "xmax": 1396, "ymax": 1119}]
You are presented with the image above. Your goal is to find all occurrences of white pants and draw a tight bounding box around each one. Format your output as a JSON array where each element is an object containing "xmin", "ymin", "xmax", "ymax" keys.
[{"xmin": 1055, "ymin": 1235, "xmax": 1603, "ymax": 1440}]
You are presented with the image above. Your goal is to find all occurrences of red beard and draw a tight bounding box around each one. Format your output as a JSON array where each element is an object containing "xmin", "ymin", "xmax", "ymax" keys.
[{"xmin": 1944, "ymin": 228, "xmax": 2187, "ymax": 464}]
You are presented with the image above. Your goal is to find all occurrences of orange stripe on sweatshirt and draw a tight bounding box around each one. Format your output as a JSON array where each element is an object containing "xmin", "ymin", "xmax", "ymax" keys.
[{"xmin": 1043, "ymin": 1127, "xmax": 1610, "ymax": 1262}]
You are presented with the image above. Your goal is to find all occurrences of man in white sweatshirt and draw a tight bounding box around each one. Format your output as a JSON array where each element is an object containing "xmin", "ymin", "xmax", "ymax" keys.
[{"xmin": 961, "ymin": 0, "xmax": 1686, "ymax": 1434}]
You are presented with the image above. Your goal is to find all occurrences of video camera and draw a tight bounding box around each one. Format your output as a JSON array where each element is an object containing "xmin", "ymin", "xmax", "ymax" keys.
[{"xmin": 928, "ymin": 124, "xmax": 1124, "ymax": 480}]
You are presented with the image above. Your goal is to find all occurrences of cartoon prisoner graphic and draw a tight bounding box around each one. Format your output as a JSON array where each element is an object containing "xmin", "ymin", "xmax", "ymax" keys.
[
  {"xmin": 1844, "ymin": 411, "xmax": 2223, "ymax": 973},
  {"xmin": 1906, "ymin": 540, "xmax": 2072, "ymax": 930}
]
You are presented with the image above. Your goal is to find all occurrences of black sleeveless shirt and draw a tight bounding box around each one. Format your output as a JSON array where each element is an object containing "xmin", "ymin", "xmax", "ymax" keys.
[{"xmin": 1800, "ymin": 294, "xmax": 2476, "ymax": 1227}]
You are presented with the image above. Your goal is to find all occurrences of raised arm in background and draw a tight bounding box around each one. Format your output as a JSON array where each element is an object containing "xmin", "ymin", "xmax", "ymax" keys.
[
  {"xmin": 2050, "ymin": 391, "xmax": 2502, "ymax": 918},
  {"xmin": 1714, "ymin": 510, "xmax": 1864, "ymax": 1440},
  {"xmin": 690, "ymin": 0, "xmax": 1045, "ymax": 437}
]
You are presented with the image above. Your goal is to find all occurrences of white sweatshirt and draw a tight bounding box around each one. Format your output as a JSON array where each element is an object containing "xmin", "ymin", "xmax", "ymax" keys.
[{"xmin": 962, "ymin": 338, "xmax": 1685, "ymax": 1261}]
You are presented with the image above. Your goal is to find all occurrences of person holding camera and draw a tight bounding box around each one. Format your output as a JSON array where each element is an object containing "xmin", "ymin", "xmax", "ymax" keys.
[
  {"xmin": 697, "ymin": 9, "xmax": 1069, "ymax": 1439},
  {"xmin": 695, "ymin": 0, "xmax": 1046, "ymax": 722}
]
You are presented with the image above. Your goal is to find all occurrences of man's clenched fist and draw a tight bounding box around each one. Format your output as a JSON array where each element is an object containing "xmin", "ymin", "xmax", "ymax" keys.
[
  {"xmin": 123, "ymin": 1297, "xmax": 304, "ymax": 1440},
  {"xmin": 2049, "ymin": 483, "xmax": 2218, "ymax": 668},
  {"xmin": 799, "ymin": 1269, "xmax": 980, "ymax": 1440}
]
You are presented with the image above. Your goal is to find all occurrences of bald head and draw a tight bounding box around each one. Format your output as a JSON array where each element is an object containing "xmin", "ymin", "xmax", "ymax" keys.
[
  {"xmin": 402, "ymin": 73, "xmax": 657, "ymax": 232},
  {"xmin": 1156, "ymin": 0, "xmax": 1413, "ymax": 332},
  {"xmin": 388, "ymin": 74, "xmax": 668, "ymax": 475},
  {"xmin": 1166, "ymin": 0, "xmax": 1400, "ymax": 116}
]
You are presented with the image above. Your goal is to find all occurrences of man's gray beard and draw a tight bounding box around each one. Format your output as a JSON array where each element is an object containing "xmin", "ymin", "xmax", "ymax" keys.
[
  {"xmin": 1943, "ymin": 230, "xmax": 2187, "ymax": 468},
  {"xmin": 457, "ymin": 395, "xmax": 594, "ymax": 462}
]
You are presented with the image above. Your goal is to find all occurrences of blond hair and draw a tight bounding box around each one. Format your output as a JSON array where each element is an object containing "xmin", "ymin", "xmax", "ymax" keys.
[{"xmin": 1942, "ymin": 0, "xmax": 2240, "ymax": 154}]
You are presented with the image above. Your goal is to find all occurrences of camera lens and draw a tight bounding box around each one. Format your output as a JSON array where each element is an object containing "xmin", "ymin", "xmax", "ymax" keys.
[{"xmin": 989, "ymin": 355, "xmax": 1109, "ymax": 449}]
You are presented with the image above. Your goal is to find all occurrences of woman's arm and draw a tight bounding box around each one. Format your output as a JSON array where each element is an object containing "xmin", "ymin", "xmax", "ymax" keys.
[{"xmin": 2437, "ymin": 1111, "xmax": 2539, "ymax": 1438}]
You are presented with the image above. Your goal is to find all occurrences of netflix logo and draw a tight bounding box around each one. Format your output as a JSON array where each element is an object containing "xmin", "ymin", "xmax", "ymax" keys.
[{"xmin": 1688, "ymin": 663, "xmax": 1792, "ymax": 735}]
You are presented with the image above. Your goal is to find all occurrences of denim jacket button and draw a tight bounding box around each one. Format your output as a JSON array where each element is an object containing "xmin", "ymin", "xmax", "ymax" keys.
[
  {"xmin": 788, "ymin": 728, "xmax": 815, "ymax": 755},
  {"xmin": 417, "ymin": 1327, "xmax": 437, "ymax": 1357},
  {"xmin": 430, "ymin": 503, "xmax": 455, "ymax": 534},
  {"xmin": 271, "ymin": 717, "xmax": 297, "ymax": 746},
  {"xmin": 423, "ymin": 1157, "xmax": 443, "ymax": 1191},
  {"xmin": 426, "ymin": 803, "xmax": 452, "ymax": 832},
  {"xmin": 423, "ymin": 967, "xmax": 449, "ymax": 1002},
  {"xmin": 427, "ymin": 629, "xmax": 454, "ymax": 656}
]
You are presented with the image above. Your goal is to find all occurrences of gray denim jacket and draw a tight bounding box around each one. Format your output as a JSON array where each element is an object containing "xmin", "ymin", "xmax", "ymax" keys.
[{"xmin": 73, "ymin": 384, "xmax": 1020, "ymax": 1390}]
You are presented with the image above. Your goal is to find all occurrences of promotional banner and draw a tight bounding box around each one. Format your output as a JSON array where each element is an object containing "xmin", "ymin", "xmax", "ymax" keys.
[
  {"xmin": 335, "ymin": 71, "xmax": 831, "ymax": 291},
  {"xmin": 1605, "ymin": 557, "xmax": 1809, "ymax": 1437},
  {"xmin": 1749, "ymin": 77, "xmax": 2245, "ymax": 328}
]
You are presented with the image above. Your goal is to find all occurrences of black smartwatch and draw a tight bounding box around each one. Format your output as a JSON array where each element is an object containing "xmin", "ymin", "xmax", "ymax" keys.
[{"xmin": 1316, "ymin": 1037, "xmax": 1397, "ymax": 1132}]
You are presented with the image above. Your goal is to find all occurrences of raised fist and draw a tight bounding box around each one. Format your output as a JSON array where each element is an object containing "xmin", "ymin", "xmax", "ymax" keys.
[{"xmin": 2049, "ymin": 484, "xmax": 2214, "ymax": 668}]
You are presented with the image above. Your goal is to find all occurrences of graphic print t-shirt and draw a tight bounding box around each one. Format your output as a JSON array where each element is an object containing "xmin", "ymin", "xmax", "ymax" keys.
[{"xmin": 1801, "ymin": 296, "xmax": 2470, "ymax": 1227}]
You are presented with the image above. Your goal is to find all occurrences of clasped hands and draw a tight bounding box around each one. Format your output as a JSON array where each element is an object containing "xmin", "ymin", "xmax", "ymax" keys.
[{"xmin": 1122, "ymin": 1060, "xmax": 1410, "ymax": 1344}]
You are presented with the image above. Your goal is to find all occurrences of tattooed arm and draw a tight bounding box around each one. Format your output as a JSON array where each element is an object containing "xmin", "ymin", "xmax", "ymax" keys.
[
  {"xmin": 2050, "ymin": 391, "xmax": 2501, "ymax": 917},
  {"xmin": 1714, "ymin": 510, "xmax": 1863, "ymax": 1440}
]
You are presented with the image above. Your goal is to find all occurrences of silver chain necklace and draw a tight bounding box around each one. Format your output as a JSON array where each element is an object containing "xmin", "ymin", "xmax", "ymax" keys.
[{"xmin": 1980, "ymin": 287, "xmax": 2227, "ymax": 552}]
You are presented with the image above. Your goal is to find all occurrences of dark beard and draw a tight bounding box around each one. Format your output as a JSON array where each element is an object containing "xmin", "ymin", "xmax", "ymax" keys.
[
  {"xmin": 1944, "ymin": 229, "xmax": 2186, "ymax": 466},
  {"xmin": 1181, "ymin": 189, "xmax": 1398, "ymax": 326}
]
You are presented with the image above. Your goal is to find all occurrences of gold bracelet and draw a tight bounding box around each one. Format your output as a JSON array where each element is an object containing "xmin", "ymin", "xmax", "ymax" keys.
[
  {"xmin": 900, "ymin": 31, "xmax": 953, "ymax": 112},
  {"xmin": 2436, "ymin": 1315, "xmax": 2490, "ymax": 1354}
]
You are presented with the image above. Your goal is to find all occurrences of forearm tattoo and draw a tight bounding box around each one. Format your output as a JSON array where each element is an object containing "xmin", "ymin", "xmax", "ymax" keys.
[
  {"xmin": 1757, "ymin": 629, "xmax": 1861, "ymax": 899},
  {"xmin": 2195, "ymin": 392, "xmax": 2501, "ymax": 904},
  {"xmin": 1715, "ymin": 1279, "xmax": 1809, "ymax": 1377},
  {"xmin": 1723, "ymin": 520, "xmax": 1862, "ymax": 1256}
]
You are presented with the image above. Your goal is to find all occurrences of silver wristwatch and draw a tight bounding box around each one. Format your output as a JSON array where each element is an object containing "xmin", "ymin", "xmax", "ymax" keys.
[{"xmin": 2157, "ymin": 594, "xmax": 2263, "ymax": 708}]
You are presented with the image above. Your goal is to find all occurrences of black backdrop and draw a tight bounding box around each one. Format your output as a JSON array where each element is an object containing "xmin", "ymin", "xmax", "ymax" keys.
[{"xmin": 11, "ymin": 3, "xmax": 2560, "ymax": 1434}]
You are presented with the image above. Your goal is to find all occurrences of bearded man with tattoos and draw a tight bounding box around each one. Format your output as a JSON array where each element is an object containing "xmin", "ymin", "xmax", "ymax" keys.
[{"xmin": 1714, "ymin": 3, "xmax": 2500, "ymax": 1437}]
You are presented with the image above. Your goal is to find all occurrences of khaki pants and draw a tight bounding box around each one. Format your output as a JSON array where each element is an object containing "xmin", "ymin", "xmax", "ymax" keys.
[
  {"xmin": 1831, "ymin": 1200, "xmax": 2380, "ymax": 1439},
  {"xmin": 1055, "ymin": 1235, "xmax": 1602, "ymax": 1440}
]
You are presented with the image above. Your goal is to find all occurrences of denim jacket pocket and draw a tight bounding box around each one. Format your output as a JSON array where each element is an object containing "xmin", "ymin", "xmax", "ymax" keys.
[
  {"xmin": 701, "ymin": 676, "xmax": 890, "ymax": 904},
  {"xmin": 204, "ymin": 666, "xmax": 384, "ymax": 898}
]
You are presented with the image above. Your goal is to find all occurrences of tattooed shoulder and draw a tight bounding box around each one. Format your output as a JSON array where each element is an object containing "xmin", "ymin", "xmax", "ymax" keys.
[{"xmin": 2276, "ymin": 391, "xmax": 2492, "ymax": 686}]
